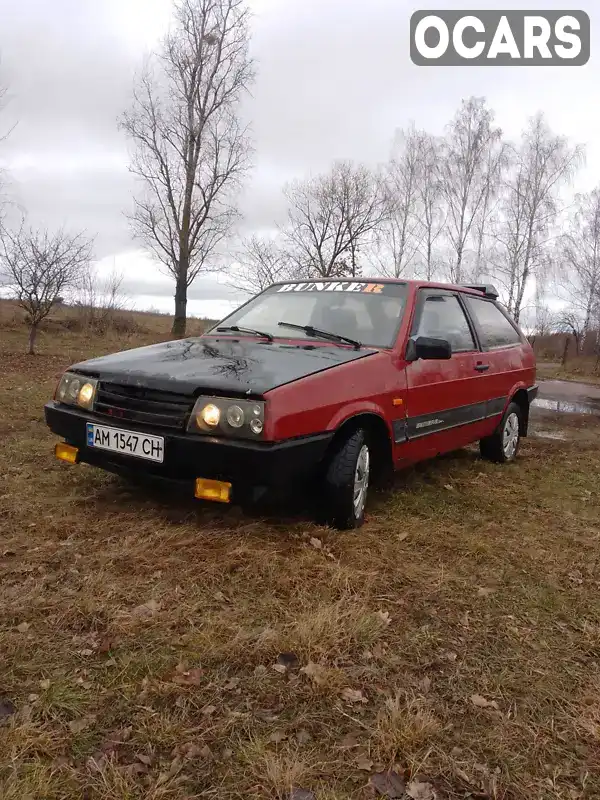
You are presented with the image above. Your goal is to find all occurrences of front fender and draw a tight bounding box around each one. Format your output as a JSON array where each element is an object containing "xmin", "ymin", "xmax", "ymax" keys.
[{"xmin": 326, "ymin": 400, "xmax": 393, "ymax": 438}]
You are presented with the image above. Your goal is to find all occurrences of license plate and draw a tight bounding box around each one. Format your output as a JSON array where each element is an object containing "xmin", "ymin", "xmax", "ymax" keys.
[{"xmin": 86, "ymin": 423, "xmax": 164, "ymax": 463}]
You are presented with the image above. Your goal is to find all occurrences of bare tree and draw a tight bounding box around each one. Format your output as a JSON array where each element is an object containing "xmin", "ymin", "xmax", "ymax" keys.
[
  {"xmin": 283, "ymin": 161, "xmax": 387, "ymax": 278},
  {"xmin": 121, "ymin": 0, "xmax": 254, "ymax": 338},
  {"xmin": 414, "ymin": 132, "xmax": 445, "ymax": 280},
  {"xmin": 492, "ymin": 113, "xmax": 583, "ymax": 323},
  {"xmin": 557, "ymin": 187, "xmax": 600, "ymax": 348},
  {"xmin": 229, "ymin": 233, "xmax": 297, "ymax": 295},
  {"xmin": 77, "ymin": 264, "xmax": 127, "ymax": 332},
  {"xmin": 439, "ymin": 97, "xmax": 504, "ymax": 283},
  {"xmin": 0, "ymin": 224, "xmax": 93, "ymax": 354},
  {"xmin": 373, "ymin": 126, "xmax": 422, "ymax": 278}
]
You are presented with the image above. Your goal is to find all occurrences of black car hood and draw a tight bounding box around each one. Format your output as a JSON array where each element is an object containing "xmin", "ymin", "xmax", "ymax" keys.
[{"xmin": 71, "ymin": 336, "xmax": 378, "ymax": 396}]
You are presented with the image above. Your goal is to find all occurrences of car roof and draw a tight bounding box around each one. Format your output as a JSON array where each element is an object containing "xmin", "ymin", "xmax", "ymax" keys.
[{"xmin": 270, "ymin": 278, "xmax": 499, "ymax": 300}]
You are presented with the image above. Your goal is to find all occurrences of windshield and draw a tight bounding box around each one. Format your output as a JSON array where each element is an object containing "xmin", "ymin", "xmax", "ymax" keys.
[{"xmin": 211, "ymin": 280, "xmax": 408, "ymax": 348}]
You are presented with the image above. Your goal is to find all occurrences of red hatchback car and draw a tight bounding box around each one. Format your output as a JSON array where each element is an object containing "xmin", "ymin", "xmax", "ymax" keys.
[{"xmin": 46, "ymin": 279, "xmax": 537, "ymax": 529}]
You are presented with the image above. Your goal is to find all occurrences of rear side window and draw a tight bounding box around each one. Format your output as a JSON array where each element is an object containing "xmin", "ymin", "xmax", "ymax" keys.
[
  {"xmin": 464, "ymin": 297, "xmax": 521, "ymax": 348},
  {"xmin": 416, "ymin": 294, "xmax": 476, "ymax": 353}
]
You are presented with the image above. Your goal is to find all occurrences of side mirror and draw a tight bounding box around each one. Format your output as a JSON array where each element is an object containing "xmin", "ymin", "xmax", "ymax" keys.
[{"xmin": 406, "ymin": 335, "xmax": 452, "ymax": 362}]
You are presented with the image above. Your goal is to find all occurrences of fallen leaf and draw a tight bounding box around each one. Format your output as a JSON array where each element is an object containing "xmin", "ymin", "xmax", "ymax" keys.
[
  {"xmin": 79, "ymin": 649, "xmax": 94, "ymax": 657},
  {"xmin": 341, "ymin": 687, "xmax": 367, "ymax": 704},
  {"xmin": 339, "ymin": 733, "xmax": 360, "ymax": 749},
  {"xmin": 296, "ymin": 728, "xmax": 311, "ymax": 745},
  {"xmin": 200, "ymin": 744, "xmax": 213, "ymax": 760},
  {"xmin": 224, "ymin": 677, "xmax": 240, "ymax": 690},
  {"xmin": 477, "ymin": 587, "xmax": 496, "ymax": 598},
  {"xmin": 136, "ymin": 753, "xmax": 153, "ymax": 766},
  {"xmin": 214, "ymin": 591, "xmax": 228, "ymax": 602},
  {"xmin": 377, "ymin": 610, "xmax": 392, "ymax": 626},
  {"xmin": 222, "ymin": 747, "xmax": 233, "ymax": 760},
  {"xmin": 202, "ymin": 704, "xmax": 217, "ymax": 716},
  {"xmin": 420, "ymin": 676, "xmax": 432, "ymax": 693},
  {"xmin": 290, "ymin": 789, "xmax": 316, "ymax": 800},
  {"xmin": 172, "ymin": 667, "xmax": 203, "ymax": 686},
  {"xmin": 132, "ymin": 599, "xmax": 161, "ymax": 618},
  {"xmin": 277, "ymin": 651, "xmax": 300, "ymax": 670},
  {"xmin": 444, "ymin": 484, "xmax": 454, "ymax": 491},
  {"xmin": 28, "ymin": 693, "xmax": 39, "ymax": 702},
  {"xmin": 357, "ymin": 756, "xmax": 374, "ymax": 771},
  {"xmin": 272, "ymin": 664, "xmax": 287, "ymax": 674},
  {"xmin": 371, "ymin": 770, "xmax": 406, "ymax": 798},
  {"xmin": 98, "ymin": 636, "xmax": 116, "ymax": 654},
  {"xmin": 254, "ymin": 665, "xmax": 267, "ymax": 677},
  {"xmin": 309, "ymin": 537, "xmax": 322, "ymax": 550},
  {"xmin": 470, "ymin": 694, "xmax": 499, "ymax": 710},
  {"xmin": 406, "ymin": 779, "xmax": 437, "ymax": 800},
  {"xmin": 300, "ymin": 661, "xmax": 328, "ymax": 686},
  {"xmin": 372, "ymin": 642, "xmax": 387, "ymax": 659},
  {"xmin": 269, "ymin": 729, "xmax": 287, "ymax": 744},
  {"xmin": 40, "ymin": 679, "xmax": 51, "ymax": 690},
  {"xmin": 0, "ymin": 698, "xmax": 16, "ymax": 721},
  {"xmin": 68, "ymin": 715, "xmax": 96, "ymax": 734},
  {"xmin": 397, "ymin": 532, "xmax": 409, "ymax": 542},
  {"xmin": 16, "ymin": 622, "xmax": 30, "ymax": 633}
]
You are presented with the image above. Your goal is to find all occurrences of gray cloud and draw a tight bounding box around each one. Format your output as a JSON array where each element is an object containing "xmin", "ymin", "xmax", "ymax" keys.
[{"xmin": 1, "ymin": 0, "xmax": 599, "ymax": 314}]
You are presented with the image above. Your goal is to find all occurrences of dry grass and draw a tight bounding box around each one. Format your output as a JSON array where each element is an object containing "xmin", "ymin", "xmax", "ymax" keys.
[
  {"xmin": 1, "ymin": 326, "xmax": 600, "ymax": 799},
  {"xmin": 537, "ymin": 358, "xmax": 600, "ymax": 386}
]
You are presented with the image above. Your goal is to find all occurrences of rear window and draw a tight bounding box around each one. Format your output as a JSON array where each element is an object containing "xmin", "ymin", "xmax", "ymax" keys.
[{"xmin": 464, "ymin": 296, "xmax": 522, "ymax": 348}]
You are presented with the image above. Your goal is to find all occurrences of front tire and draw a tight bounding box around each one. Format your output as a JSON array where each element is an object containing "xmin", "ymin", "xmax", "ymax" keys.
[
  {"xmin": 318, "ymin": 428, "xmax": 370, "ymax": 530},
  {"xmin": 480, "ymin": 401, "xmax": 523, "ymax": 463}
]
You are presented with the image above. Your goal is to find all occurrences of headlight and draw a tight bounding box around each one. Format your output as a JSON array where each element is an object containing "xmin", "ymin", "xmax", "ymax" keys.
[
  {"xmin": 188, "ymin": 397, "xmax": 266, "ymax": 439},
  {"xmin": 55, "ymin": 372, "xmax": 98, "ymax": 411}
]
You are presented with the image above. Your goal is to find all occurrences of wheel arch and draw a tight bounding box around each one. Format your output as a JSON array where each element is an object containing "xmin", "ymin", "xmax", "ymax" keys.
[
  {"xmin": 324, "ymin": 412, "xmax": 393, "ymax": 484},
  {"xmin": 510, "ymin": 388, "xmax": 530, "ymax": 436}
]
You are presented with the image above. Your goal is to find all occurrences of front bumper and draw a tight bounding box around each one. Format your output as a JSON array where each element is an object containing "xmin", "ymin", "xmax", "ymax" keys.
[{"xmin": 45, "ymin": 402, "xmax": 333, "ymax": 495}]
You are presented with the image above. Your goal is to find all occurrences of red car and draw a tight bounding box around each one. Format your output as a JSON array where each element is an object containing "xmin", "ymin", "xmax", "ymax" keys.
[{"xmin": 46, "ymin": 279, "xmax": 537, "ymax": 529}]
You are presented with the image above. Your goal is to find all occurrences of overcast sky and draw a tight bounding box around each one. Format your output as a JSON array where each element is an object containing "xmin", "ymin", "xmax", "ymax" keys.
[{"xmin": 1, "ymin": 0, "xmax": 599, "ymax": 318}]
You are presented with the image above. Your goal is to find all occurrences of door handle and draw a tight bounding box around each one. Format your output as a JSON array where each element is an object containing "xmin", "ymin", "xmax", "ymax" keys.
[{"xmin": 474, "ymin": 363, "xmax": 490, "ymax": 372}]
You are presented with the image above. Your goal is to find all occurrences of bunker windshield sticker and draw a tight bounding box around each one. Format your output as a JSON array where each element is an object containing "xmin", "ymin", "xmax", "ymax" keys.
[{"xmin": 276, "ymin": 281, "xmax": 388, "ymax": 294}]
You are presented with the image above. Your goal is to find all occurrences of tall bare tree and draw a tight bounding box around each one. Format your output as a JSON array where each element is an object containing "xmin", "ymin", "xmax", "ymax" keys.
[
  {"xmin": 0, "ymin": 224, "xmax": 93, "ymax": 354},
  {"xmin": 230, "ymin": 233, "xmax": 297, "ymax": 295},
  {"xmin": 414, "ymin": 132, "xmax": 445, "ymax": 280},
  {"xmin": 439, "ymin": 97, "xmax": 504, "ymax": 283},
  {"xmin": 374, "ymin": 126, "xmax": 422, "ymax": 278},
  {"xmin": 492, "ymin": 113, "xmax": 583, "ymax": 322},
  {"xmin": 557, "ymin": 187, "xmax": 600, "ymax": 350},
  {"xmin": 121, "ymin": 0, "xmax": 254, "ymax": 338},
  {"xmin": 283, "ymin": 161, "xmax": 386, "ymax": 278}
]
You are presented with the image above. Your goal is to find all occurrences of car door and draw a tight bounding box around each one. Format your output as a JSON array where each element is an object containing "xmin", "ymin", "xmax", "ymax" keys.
[
  {"xmin": 402, "ymin": 289, "xmax": 491, "ymax": 459},
  {"xmin": 462, "ymin": 294, "xmax": 535, "ymax": 432}
]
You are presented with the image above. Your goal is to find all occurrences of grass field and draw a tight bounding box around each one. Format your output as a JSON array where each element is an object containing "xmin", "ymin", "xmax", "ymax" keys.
[{"xmin": 1, "ymin": 323, "xmax": 600, "ymax": 800}]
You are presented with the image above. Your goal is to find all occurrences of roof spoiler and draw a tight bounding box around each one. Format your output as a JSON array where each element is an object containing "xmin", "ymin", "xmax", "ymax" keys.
[{"xmin": 460, "ymin": 284, "xmax": 499, "ymax": 301}]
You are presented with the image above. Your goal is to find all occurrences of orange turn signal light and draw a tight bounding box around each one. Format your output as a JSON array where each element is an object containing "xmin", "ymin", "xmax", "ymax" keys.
[
  {"xmin": 55, "ymin": 443, "xmax": 79, "ymax": 464},
  {"xmin": 393, "ymin": 398, "xmax": 404, "ymax": 407},
  {"xmin": 194, "ymin": 478, "xmax": 232, "ymax": 504}
]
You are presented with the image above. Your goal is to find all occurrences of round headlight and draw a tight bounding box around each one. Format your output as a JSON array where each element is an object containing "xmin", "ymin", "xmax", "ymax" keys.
[
  {"xmin": 251, "ymin": 404, "xmax": 262, "ymax": 417},
  {"xmin": 78, "ymin": 383, "xmax": 95, "ymax": 406},
  {"xmin": 199, "ymin": 403, "xmax": 221, "ymax": 427},
  {"xmin": 67, "ymin": 378, "xmax": 81, "ymax": 402},
  {"xmin": 226, "ymin": 405, "xmax": 245, "ymax": 428},
  {"xmin": 250, "ymin": 418, "xmax": 263, "ymax": 435}
]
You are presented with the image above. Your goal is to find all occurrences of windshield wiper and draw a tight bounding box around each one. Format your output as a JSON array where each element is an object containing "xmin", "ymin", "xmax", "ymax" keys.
[
  {"xmin": 277, "ymin": 321, "xmax": 362, "ymax": 350},
  {"xmin": 216, "ymin": 325, "xmax": 274, "ymax": 342}
]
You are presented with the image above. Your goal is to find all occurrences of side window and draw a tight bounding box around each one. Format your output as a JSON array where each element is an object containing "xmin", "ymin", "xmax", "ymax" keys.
[
  {"xmin": 465, "ymin": 297, "xmax": 521, "ymax": 348},
  {"xmin": 416, "ymin": 294, "xmax": 476, "ymax": 353}
]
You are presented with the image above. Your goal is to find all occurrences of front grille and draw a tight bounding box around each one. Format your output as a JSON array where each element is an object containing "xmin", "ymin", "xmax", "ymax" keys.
[{"xmin": 94, "ymin": 382, "xmax": 194, "ymax": 431}]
